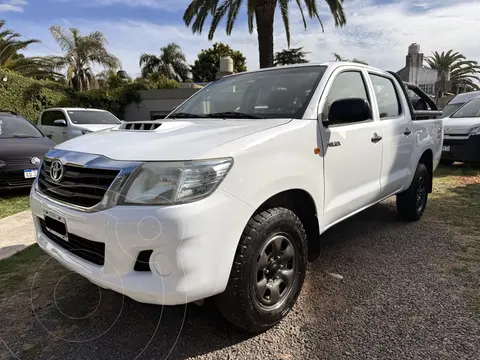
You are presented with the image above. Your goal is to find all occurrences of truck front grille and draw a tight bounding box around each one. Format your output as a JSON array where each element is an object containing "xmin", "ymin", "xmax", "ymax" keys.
[{"xmin": 38, "ymin": 159, "xmax": 119, "ymax": 208}]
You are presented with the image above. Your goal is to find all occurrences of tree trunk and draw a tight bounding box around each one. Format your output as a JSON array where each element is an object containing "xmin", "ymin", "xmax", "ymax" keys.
[{"xmin": 255, "ymin": 1, "xmax": 276, "ymax": 68}]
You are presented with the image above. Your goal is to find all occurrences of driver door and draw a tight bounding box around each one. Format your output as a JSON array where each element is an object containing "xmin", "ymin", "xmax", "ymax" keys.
[{"xmin": 319, "ymin": 68, "xmax": 383, "ymax": 228}]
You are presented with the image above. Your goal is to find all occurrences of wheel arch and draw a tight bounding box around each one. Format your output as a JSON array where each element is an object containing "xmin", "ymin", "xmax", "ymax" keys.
[{"xmin": 418, "ymin": 149, "xmax": 433, "ymax": 193}]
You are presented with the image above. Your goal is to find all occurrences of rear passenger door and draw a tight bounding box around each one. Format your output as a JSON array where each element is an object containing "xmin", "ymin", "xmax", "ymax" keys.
[
  {"xmin": 367, "ymin": 72, "xmax": 414, "ymax": 198},
  {"xmin": 320, "ymin": 68, "xmax": 383, "ymax": 227}
]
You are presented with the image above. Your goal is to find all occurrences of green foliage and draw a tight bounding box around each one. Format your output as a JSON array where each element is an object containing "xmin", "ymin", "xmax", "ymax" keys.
[
  {"xmin": 425, "ymin": 50, "xmax": 480, "ymax": 91},
  {"xmin": 0, "ymin": 68, "xmax": 66, "ymax": 122},
  {"xmin": 133, "ymin": 74, "xmax": 182, "ymax": 89},
  {"xmin": 184, "ymin": 0, "xmax": 346, "ymax": 68},
  {"xmin": 274, "ymin": 47, "xmax": 309, "ymax": 66},
  {"xmin": 332, "ymin": 53, "xmax": 368, "ymax": 65},
  {"xmin": 97, "ymin": 69, "xmax": 132, "ymax": 90},
  {"xmin": 139, "ymin": 43, "xmax": 190, "ymax": 82},
  {"xmin": 191, "ymin": 42, "xmax": 247, "ymax": 82}
]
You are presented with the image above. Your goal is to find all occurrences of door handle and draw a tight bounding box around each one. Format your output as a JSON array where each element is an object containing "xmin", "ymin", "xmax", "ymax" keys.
[
  {"xmin": 371, "ymin": 133, "xmax": 382, "ymax": 143},
  {"xmin": 404, "ymin": 128, "xmax": 412, "ymax": 135}
]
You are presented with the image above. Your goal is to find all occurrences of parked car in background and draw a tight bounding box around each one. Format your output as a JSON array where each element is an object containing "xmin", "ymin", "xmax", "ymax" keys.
[
  {"xmin": 441, "ymin": 91, "xmax": 480, "ymax": 118},
  {"xmin": 37, "ymin": 108, "xmax": 121, "ymax": 144},
  {"xmin": 0, "ymin": 111, "xmax": 54, "ymax": 190},
  {"xmin": 31, "ymin": 63, "xmax": 442, "ymax": 333},
  {"xmin": 442, "ymin": 97, "xmax": 480, "ymax": 165}
]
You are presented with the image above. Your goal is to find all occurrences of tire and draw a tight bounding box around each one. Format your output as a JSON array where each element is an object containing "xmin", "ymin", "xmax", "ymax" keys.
[
  {"xmin": 440, "ymin": 160, "xmax": 454, "ymax": 166},
  {"xmin": 396, "ymin": 163, "xmax": 429, "ymax": 221},
  {"xmin": 215, "ymin": 207, "xmax": 307, "ymax": 333}
]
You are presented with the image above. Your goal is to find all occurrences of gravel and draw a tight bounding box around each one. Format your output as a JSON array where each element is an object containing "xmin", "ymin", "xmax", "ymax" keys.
[{"xmin": 1, "ymin": 201, "xmax": 479, "ymax": 360}]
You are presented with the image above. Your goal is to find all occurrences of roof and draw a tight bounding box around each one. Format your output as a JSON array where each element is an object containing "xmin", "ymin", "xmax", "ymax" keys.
[
  {"xmin": 44, "ymin": 108, "xmax": 109, "ymax": 112},
  {"xmin": 448, "ymin": 91, "xmax": 480, "ymax": 104}
]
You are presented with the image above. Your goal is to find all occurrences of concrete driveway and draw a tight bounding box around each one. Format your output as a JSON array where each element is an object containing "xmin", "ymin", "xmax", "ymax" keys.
[{"xmin": 0, "ymin": 211, "xmax": 34, "ymax": 260}]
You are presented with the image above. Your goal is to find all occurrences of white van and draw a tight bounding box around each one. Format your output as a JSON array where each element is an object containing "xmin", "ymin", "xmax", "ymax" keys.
[{"xmin": 37, "ymin": 108, "xmax": 122, "ymax": 144}]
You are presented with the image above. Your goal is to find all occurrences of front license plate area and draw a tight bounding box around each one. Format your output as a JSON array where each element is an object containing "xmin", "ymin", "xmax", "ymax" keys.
[
  {"xmin": 24, "ymin": 169, "xmax": 38, "ymax": 178},
  {"xmin": 442, "ymin": 145, "xmax": 450, "ymax": 152},
  {"xmin": 44, "ymin": 210, "xmax": 68, "ymax": 241}
]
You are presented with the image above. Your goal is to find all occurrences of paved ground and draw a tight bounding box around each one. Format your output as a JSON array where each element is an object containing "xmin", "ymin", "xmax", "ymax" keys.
[
  {"xmin": 1, "ymin": 196, "xmax": 479, "ymax": 360},
  {"xmin": 0, "ymin": 211, "xmax": 35, "ymax": 260}
]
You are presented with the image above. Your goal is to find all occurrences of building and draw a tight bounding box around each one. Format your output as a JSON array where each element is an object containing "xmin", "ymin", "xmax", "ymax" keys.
[{"xmin": 396, "ymin": 43, "xmax": 439, "ymax": 96}]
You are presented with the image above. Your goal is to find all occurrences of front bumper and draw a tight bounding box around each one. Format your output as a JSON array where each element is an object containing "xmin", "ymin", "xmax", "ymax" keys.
[
  {"xmin": 442, "ymin": 135, "xmax": 480, "ymax": 163},
  {"xmin": 31, "ymin": 188, "xmax": 253, "ymax": 305}
]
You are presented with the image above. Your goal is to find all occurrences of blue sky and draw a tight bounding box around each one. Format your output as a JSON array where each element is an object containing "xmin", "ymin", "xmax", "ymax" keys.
[{"xmin": 2, "ymin": 0, "xmax": 480, "ymax": 77}]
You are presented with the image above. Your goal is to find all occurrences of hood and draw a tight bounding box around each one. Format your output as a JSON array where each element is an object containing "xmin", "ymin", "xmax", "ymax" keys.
[
  {"xmin": 443, "ymin": 117, "xmax": 480, "ymax": 134},
  {"xmin": 75, "ymin": 124, "xmax": 119, "ymax": 132},
  {"xmin": 56, "ymin": 119, "xmax": 292, "ymax": 161},
  {"xmin": 0, "ymin": 136, "xmax": 54, "ymax": 160}
]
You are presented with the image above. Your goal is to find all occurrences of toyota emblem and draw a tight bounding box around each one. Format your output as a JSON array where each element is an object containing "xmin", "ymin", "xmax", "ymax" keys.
[
  {"xmin": 30, "ymin": 157, "xmax": 40, "ymax": 166},
  {"xmin": 50, "ymin": 160, "xmax": 64, "ymax": 182}
]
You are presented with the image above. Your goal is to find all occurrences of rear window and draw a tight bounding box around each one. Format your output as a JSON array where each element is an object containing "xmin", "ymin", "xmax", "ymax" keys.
[
  {"xmin": 0, "ymin": 116, "xmax": 43, "ymax": 138},
  {"xmin": 68, "ymin": 111, "xmax": 120, "ymax": 125}
]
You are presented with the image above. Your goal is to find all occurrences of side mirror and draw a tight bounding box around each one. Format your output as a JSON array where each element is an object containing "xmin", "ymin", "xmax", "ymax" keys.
[
  {"xmin": 325, "ymin": 98, "xmax": 372, "ymax": 126},
  {"xmin": 53, "ymin": 119, "xmax": 67, "ymax": 127}
]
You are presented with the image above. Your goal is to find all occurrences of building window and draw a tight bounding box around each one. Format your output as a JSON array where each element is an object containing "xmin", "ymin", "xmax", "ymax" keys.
[{"xmin": 419, "ymin": 83, "xmax": 435, "ymax": 95}]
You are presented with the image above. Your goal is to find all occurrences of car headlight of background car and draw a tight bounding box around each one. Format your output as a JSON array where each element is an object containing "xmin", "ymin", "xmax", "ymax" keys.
[
  {"xmin": 469, "ymin": 126, "xmax": 480, "ymax": 135},
  {"xmin": 120, "ymin": 158, "xmax": 233, "ymax": 205}
]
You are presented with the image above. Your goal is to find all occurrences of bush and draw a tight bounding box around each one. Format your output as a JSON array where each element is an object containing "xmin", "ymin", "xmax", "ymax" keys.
[{"xmin": 0, "ymin": 68, "xmax": 66, "ymax": 122}]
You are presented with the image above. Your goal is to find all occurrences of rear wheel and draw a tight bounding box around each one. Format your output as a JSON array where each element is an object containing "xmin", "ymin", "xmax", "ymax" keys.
[
  {"xmin": 396, "ymin": 163, "xmax": 429, "ymax": 221},
  {"xmin": 215, "ymin": 207, "xmax": 307, "ymax": 333}
]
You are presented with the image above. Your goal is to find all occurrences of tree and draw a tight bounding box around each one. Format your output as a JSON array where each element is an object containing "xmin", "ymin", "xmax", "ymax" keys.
[
  {"xmin": 425, "ymin": 50, "xmax": 480, "ymax": 92},
  {"xmin": 183, "ymin": 0, "xmax": 347, "ymax": 69},
  {"xmin": 191, "ymin": 42, "xmax": 246, "ymax": 82},
  {"xmin": 274, "ymin": 47, "xmax": 309, "ymax": 66},
  {"xmin": 332, "ymin": 52, "xmax": 368, "ymax": 65},
  {"xmin": 0, "ymin": 20, "xmax": 61, "ymax": 79},
  {"xmin": 139, "ymin": 43, "xmax": 190, "ymax": 82},
  {"xmin": 97, "ymin": 69, "xmax": 132, "ymax": 89},
  {"xmin": 49, "ymin": 25, "xmax": 121, "ymax": 91}
]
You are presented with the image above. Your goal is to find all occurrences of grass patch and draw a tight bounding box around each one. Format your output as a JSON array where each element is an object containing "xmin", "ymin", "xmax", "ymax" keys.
[
  {"xmin": 0, "ymin": 244, "xmax": 47, "ymax": 295},
  {"xmin": 0, "ymin": 192, "xmax": 30, "ymax": 219}
]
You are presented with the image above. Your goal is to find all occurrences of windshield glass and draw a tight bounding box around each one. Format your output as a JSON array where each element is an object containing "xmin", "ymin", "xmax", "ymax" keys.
[
  {"xmin": 68, "ymin": 111, "xmax": 121, "ymax": 125},
  {"xmin": 451, "ymin": 98, "xmax": 480, "ymax": 118},
  {"xmin": 0, "ymin": 115, "xmax": 43, "ymax": 138},
  {"xmin": 168, "ymin": 66, "xmax": 327, "ymax": 119},
  {"xmin": 442, "ymin": 103, "xmax": 464, "ymax": 118}
]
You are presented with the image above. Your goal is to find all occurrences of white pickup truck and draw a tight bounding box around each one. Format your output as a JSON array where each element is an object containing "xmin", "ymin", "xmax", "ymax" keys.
[{"xmin": 31, "ymin": 63, "xmax": 443, "ymax": 332}]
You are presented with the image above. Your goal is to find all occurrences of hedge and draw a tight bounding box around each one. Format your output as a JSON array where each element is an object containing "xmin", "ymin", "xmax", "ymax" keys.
[
  {"xmin": 0, "ymin": 69, "xmax": 181, "ymax": 122},
  {"xmin": 0, "ymin": 68, "xmax": 66, "ymax": 122}
]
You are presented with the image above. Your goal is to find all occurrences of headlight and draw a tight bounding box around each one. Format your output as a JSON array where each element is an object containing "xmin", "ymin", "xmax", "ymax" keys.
[
  {"xmin": 120, "ymin": 158, "xmax": 233, "ymax": 205},
  {"xmin": 469, "ymin": 126, "xmax": 480, "ymax": 135}
]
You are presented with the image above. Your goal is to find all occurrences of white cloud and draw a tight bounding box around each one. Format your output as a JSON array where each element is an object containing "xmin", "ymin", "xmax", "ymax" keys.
[
  {"xmin": 0, "ymin": 0, "xmax": 28, "ymax": 12},
  {"xmin": 17, "ymin": 0, "xmax": 480, "ymax": 77},
  {"xmin": 59, "ymin": 0, "xmax": 192, "ymax": 12}
]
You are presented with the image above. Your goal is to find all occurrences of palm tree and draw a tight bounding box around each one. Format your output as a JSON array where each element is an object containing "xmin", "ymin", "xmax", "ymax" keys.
[
  {"xmin": 425, "ymin": 50, "xmax": 480, "ymax": 92},
  {"xmin": 184, "ymin": 0, "xmax": 346, "ymax": 69},
  {"xmin": 332, "ymin": 52, "xmax": 368, "ymax": 65},
  {"xmin": 274, "ymin": 47, "xmax": 309, "ymax": 66},
  {"xmin": 49, "ymin": 25, "xmax": 121, "ymax": 91},
  {"xmin": 0, "ymin": 20, "xmax": 61, "ymax": 78},
  {"xmin": 139, "ymin": 43, "xmax": 191, "ymax": 82}
]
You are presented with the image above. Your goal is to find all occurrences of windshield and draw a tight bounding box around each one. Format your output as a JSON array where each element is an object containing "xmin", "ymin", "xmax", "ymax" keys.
[
  {"xmin": 442, "ymin": 103, "xmax": 464, "ymax": 118},
  {"xmin": 0, "ymin": 115, "xmax": 43, "ymax": 138},
  {"xmin": 451, "ymin": 98, "xmax": 480, "ymax": 118},
  {"xmin": 68, "ymin": 111, "xmax": 121, "ymax": 125},
  {"xmin": 168, "ymin": 66, "xmax": 326, "ymax": 119}
]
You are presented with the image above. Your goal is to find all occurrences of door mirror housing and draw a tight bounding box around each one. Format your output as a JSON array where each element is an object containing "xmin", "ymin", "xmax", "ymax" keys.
[
  {"xmin": 324, "ymin": 98, "xmax": 372, "ymax": 126},
  {"xmin": 53, "ymin": 119, "xmax": 67, "ymax": 127}
]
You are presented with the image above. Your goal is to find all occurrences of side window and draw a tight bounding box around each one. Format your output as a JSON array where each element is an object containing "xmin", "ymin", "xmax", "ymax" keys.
[
  {"xmin": 52, "ymin": 110, "xmax": 66, "ymax": 121},
  {"xmin": 40, "ymin": 111, "xmax": 54, "ymax": 126},
  {"xmin": 325, "ymin": 71, "xmax": 369, "ymax": 124},
  {"xmin": 369, "ymin": 74, "xmax": 402, "ymax": 118}
]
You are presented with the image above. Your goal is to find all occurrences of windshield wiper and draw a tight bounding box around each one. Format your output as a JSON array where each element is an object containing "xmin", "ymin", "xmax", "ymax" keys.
[
  {"xmin": 205, "ymin": 112, "xmax": 261, "ymax": 119},
  {"xmin": 169, "ymin": 112, "xmax": 205, "ymax": 119}
]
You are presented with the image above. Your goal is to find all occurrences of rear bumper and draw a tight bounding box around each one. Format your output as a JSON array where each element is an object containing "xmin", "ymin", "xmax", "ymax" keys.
[{"xmin": 442, "ymin": 135, "xmax": 480, "ymax": 163}]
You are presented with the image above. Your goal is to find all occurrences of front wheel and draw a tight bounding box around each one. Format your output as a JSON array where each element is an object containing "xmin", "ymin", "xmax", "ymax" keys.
[
  {"xmin": 215, "ymin": 207, "xmax": 307, "ymax": 333},
  {"xmin": 396, "ymin": 163, "xmax": 429, "ymax": 221}
]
